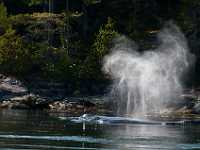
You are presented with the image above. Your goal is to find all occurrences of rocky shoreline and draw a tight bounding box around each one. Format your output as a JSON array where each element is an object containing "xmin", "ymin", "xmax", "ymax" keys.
[
  {"xmin": 0, "ymin": 74, "xmax": 112, "ymax": 115},
  {"xmin": 0, "ymin": 94, "xmax": 110, "ymax": 115},
  {"xmin": 0, "ymin": 74, "xmax": 200, "ymax": 116}
]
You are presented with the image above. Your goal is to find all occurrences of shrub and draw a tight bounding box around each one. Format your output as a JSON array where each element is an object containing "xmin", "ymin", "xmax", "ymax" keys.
[{"xmin": 80, "ymin": 17, "xmax": 118, "ymax": 82}]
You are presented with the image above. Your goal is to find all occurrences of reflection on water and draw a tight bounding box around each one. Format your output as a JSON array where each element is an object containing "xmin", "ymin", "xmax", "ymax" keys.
[{"xmin": 0, "ymin": 109, "xmax": 199, "ymax": 149}]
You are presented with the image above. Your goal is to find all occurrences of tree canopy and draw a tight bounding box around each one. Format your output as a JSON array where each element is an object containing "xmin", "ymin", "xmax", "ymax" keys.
[{"xmin": 0, "ymin": 0, "xmax": 199, "ymax": 95}]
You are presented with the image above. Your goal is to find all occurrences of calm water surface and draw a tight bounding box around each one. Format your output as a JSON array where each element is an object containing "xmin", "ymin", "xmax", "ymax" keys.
[{"xmin": 0, "ymin": 109, "xmax": 200, "ymax": 150}]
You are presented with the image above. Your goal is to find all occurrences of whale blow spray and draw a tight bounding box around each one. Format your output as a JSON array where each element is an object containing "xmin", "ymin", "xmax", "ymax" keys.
[{"xmin": 103, "ymin": 24, "xmax": 194, "ymax": 117}]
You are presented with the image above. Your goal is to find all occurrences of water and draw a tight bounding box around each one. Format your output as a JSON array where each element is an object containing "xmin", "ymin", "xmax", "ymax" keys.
[
  {"xmin": 0, "ymin": 109, "xmax": 200, "ymax": 149},
  {"xmin": 103, "ymin": 23, "xmax": 194, "ymax": 116}
]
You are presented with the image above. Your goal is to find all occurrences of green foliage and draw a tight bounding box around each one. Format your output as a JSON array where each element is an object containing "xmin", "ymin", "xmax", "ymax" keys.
[
  {"xmin": 40, "ymin": 47, "xmax": 71, "ymax": 80},
  {"xmin": 0, "ymin": 29, "xmax": 30, "ymax": 75},
  {"xmin": 92, "ymin": 17, "xmax": 118, "ymax": 59},
  {"xmin": 0, "ymin": 3, "xmax": 7, "ymax": 22},
  {"xmin": 0, "ymin": 3, "xmax": 10, "ymax": 33},
  {"xmin": 0, "ymin": 0, "xmax": 200, "ymax": 94},
  {"xmin": 82, "ymin": 0, "xmax": 101, "ymax": 5},
  {"xmin": 0, "ymin": 11, "xmax": 72, "ymax": 79},
  {"xmin": 28, "ymin": 0, "xmax": 46, "ymax": 6},
  {"xmin": 0, "ymin": 32, "xmax": 72, "ymax": 79},
  {"xmin": 80, "ymin": 17, "xmax": 118, "ymax": 81}
]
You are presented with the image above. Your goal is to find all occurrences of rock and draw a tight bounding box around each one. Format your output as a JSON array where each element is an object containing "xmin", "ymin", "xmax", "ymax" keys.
[
  {"xmin": 0, "ymin": 74, "xmax": 28, "ymax": 100},
  {"xmin": 49, "ymin": 101, "xmax": 71, "ymax": 111},
  {"xmin": 0, "ymin": 100, "xmax": 29, "ymax": 109},
  {"xmin": 0, "ymin": 75, "xmax": 109, "ymax": 114},
  {"xmin": 0, "ymin": 75, "xmax": 27, "ymax": 93},
  {"xmin": 192, "ymin": 103, "xmax": 200, "ymax": 114},
  {"xmin": 76, "ymin": 104, "xmax": 84, "ymax": 109},
  {"xmin": 0, "ymin": 101, "xmax": 11, "ymax": 108},
  {"xmin": 48, "ymin": 100, "xmax": 96, "ymax": 114},
  {"xmin": 77, "ymin": 99, "xmax": 96, "ymax": 107},
  {"xmin": 0, "ymin": 94, "xmax": 50, "ymax": 109},
  {"xmin": 10, "ymin": 103, "xmax": 29, "ymax": 109},
  {"xmin": 173, "ymin": 106, "xmax": 193, "ymax": 115}
]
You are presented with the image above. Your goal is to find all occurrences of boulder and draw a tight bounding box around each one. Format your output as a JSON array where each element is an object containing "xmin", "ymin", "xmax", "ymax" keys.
[
  {"xmin": 48, "ymin": 100, "xmax": 96, "ymax": 114},
  {"xmin": 0, "ymin": 94, "xmax": 50, "ymax": 109},
  {"xmin": 192, "ymin": 103, "xmax": 200, "ymax": 114},
  {"xmin": 0, "ymin": 74, "xmax": 27, "ymax": 100}
]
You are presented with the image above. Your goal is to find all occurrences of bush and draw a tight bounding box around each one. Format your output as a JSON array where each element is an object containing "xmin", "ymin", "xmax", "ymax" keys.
[
  {"xmin": 0, "ymin": 29, "xmax": 31, "ymax": 75},
  {"xmin": 0, "ymin": 2, "xmax": 11, "ymax": 35},
  {"xmin": 80, "ymin": 17, "xmax": 118, "ymax": 82}
]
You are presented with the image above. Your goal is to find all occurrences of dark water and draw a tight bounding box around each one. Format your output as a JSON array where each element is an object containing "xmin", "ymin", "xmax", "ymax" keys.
[{"xmin": 0, "ymin": 110, "xmax": 200, "ymax": 150}]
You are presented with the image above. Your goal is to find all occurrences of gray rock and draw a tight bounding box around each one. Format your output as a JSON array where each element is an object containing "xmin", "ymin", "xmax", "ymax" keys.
[
  {"xmin": 0, "ymin": 94, "xmax": 50, "ymax": 109},
  {"xmin": 192, "ymin": 103, "xmax": 200, "ymax": 114},
  {"xmin": 0, "ymin": 74, "xmax": 28, "ymax": 100}
]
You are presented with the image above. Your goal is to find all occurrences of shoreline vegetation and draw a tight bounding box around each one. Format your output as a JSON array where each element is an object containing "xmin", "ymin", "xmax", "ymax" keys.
[{"xmin": 0, "ymin": 1, "xmax": 200, "ymax": 116}]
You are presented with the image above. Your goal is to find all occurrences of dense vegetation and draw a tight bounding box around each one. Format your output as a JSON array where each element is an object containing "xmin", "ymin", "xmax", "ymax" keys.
[{"xmin": 0, "ymin": 0, "xmax": 200, "ymax": 95}]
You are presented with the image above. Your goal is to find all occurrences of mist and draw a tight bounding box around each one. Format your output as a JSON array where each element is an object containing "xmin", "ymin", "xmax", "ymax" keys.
[{"xmin": 103, "ymin": 23, "xmax": 194, "ymax": 117}]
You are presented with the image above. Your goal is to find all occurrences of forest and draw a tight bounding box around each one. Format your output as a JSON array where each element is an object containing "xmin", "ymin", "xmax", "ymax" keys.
[{"xmin": 0, "ymin": 0, "xmax": 199, "ymax": 95}]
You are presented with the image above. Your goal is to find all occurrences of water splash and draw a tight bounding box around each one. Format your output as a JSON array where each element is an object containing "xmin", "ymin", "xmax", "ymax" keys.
[
  {"xmin": 103, "ymin": 23, "xmax": 194, "ymax": 117},
  {"xmin": 60, "ymin": 114, "xmax": 200, "ymax": 125}
]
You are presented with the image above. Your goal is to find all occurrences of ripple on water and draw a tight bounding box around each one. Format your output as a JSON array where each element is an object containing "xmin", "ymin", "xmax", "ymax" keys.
[
  {"xmin": 1, "ymin": 110, "xmax": 200, "ymax": 150},
  {"xmin": 0, "ymin": 134, "xmax": 114, "ymax": 144},
  {"xmin": 60, "ymin": 114, "xmax": 200, "ymax": 126},
  {"xmin": 177, "ymin": 144, "xmax": 200, "ymax": 149}
]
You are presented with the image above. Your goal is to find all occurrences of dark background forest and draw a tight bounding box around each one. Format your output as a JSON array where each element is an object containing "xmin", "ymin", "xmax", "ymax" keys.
[{"xmin": 0, "ymin": 0, "xmax": 199, "ymax": 95}]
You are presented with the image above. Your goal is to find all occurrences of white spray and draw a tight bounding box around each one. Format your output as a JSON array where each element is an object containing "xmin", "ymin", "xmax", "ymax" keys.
[{"xmin": 103, "ymin": 23, "xmax": 194, "ymax": 117}]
